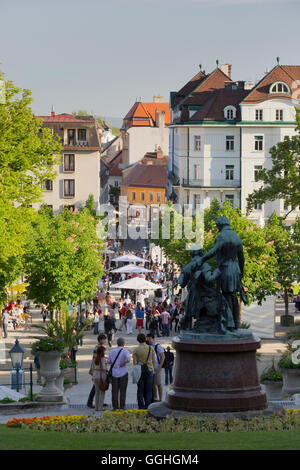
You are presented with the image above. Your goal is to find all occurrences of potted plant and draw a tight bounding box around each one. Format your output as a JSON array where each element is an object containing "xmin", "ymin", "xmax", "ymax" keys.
[
  {"xmin": 278, "ymin": 355, "xmax": 300, "ymax": 396},
  {"xmin": 31, "ymin": 336, "xmax": 66, "ymax": 402},
  {"xmin": 260, "ymin": 359, "xmax": 283, "ymax": 401}
]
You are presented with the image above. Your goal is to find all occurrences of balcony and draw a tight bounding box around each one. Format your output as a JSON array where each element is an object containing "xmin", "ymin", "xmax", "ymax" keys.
[
  {"xmin": 182, "ymin": 178, "xmax": 241, "ymax": 189},
  {"xmin": 65, "ymin": 140, "xmax": 89, "ymax": 147}
]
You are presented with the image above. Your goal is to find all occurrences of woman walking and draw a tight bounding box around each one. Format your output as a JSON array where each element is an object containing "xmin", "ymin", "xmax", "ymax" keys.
[
  {"xmin": 91, "ymin": 346, "xmax": 107, "ymax": 411},
  {"xmin": 126, "ymin": 308, "xmax": 133, "ymax": 335}
]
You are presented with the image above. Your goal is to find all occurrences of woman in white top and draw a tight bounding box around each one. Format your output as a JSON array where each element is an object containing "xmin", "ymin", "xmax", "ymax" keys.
[{"xmin": 98, "ymin": 312, "xmax": 105, "ymax": 333}]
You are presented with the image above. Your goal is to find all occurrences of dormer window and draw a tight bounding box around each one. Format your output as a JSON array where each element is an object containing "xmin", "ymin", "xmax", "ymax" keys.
[
  {"xmin": 269, "ymin": 82, "xmax": 290, "ymax": 94},
  {"xmin": 224, "ymin": 106, "xmax": 236, "ymax": 120}
]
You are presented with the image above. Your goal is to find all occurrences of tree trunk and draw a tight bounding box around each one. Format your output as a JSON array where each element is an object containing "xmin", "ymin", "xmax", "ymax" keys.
[{"xmin": 284, "ymin": 288, "xmax": 289, "ymax": 315}]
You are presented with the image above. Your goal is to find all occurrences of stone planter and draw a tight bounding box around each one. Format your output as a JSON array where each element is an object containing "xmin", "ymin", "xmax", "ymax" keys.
[
  {"xmin": 55, "ymin": 368, "xmax": 71, "ymax": 393},
  {"xmin": 280, "ymin": 368, "xmax": 300, "ymax": 396},
  {"xmin": 37, "ymin": 351, "xmax": 64, "ymax": 402},
  {"xmin": 261, "ymin": 381, "xmax": 283, "ymax": 401}
]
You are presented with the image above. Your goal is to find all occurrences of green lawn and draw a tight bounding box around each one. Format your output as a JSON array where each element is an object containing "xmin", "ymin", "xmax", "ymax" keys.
[{"xmin": 1, "ymin": 425, "xmax": 300, "ymax": 450}]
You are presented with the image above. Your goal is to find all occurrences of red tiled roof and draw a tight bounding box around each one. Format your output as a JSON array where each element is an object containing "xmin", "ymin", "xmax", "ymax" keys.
[
  {"xmin": 173, "ymin": 70, "xmax": 207, "ymax": 106},
  {"xmin": 123, "ymin": 102, "xmax": 171, "ymax": 128},
  {"xmin": 242, "ymin": 65, "xmax": 300, "ymax": 103},
  {"xmin": 190, "ymin": 88, "xmax": 249, "ymax": 121},
  {"xmin": 179, "ymin": 68, "xmax": 233, "ymax": 107},
  {"xmin": 122, "ymin": 163, "xmax": 167, "ymax": 188},
  {"xmin": 37, "ymin": 113, "xmax": 91, "ymax": 123},
  {"xmin": 109, "ymin": 151, "xmax": 123, "ymax": 177}
]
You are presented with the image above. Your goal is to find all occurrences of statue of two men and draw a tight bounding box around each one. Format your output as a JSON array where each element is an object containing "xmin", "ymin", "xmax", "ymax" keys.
[{"xmin": 179, "ymin": 216, "xmax": 247, "ymax": 333}]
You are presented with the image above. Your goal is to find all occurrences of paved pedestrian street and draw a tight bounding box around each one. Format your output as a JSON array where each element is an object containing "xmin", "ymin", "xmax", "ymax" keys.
[{"xmin": 0, "ymin": 298, "xmax": 298, "ymax": 423}]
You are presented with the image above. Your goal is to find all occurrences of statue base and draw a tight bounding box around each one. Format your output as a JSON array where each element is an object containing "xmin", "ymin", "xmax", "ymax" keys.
[{"xmin": 166, "ymin": 334, "xmax": 267, "ymax": 412}]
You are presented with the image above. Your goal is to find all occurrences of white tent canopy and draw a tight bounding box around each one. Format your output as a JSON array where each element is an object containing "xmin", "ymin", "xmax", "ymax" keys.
[
  {"xmin": 110, "ymin": 277, "xmax": 162, "ymax": 291},
  {"xmin": 111, "ymin": 254, "xmax": 146, "ymax": 263},
  {"xmin": 110, "ymin": 264, "xmax": 152, "ymax": 274}
]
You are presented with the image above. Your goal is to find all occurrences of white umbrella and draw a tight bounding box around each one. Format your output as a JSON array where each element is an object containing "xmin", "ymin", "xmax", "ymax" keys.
[
  {"xmin": 110, "ymin": 277, "xmax": 162, "ymax": 291},
  {"xmin": 112, "ymin": 254, "xmax": 146, "ymax": 263},
  {"xmin": 110, "ymin": 264, "xmax": 152, "ymax": 274}
]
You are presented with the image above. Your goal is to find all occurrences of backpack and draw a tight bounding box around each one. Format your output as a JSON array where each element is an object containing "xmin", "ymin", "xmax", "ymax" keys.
[{"xmin": 141, "ymin": 347, "xmax": 151, "ymax": 378}]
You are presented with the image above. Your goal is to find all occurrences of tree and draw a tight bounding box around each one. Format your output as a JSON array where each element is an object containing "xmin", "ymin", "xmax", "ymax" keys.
[
  {"xmin": 246, "ymin": 108, "xmax": 300, "ymax": 218},
  {"xmin": 152, "ymin": 201, "xmax": 278, "ymax": 305},
  {"xmin": 24, "ymin": 207, "xmax": 104, "ymax": 313},
  {"xmin": 264, "ymin": 212, "xmax": 299, "ymax": 315},
  {"xmin": 0, "ymin": 70, "xmax": 62, "ymax": 306}
]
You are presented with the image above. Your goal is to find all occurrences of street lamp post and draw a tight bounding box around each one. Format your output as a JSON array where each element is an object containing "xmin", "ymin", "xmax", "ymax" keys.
[{"xmin": 9, "ymin": 339, "xmax": 25, "ymax": 393}]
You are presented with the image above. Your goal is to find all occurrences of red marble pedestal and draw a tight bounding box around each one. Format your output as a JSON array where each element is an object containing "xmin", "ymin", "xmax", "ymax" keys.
[{"xmin": 166, "ymin": 336, "xmax": 267, "ymax": 412}]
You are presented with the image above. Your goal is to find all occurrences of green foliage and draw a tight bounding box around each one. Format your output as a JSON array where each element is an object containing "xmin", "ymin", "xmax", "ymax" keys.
[
  {"xmin": 32, "ymin": 304, "xmax": 89, "ymax": 354},
  {"xmin": 278, "ymin": 356, "xmax": 300, "ymax": 370},
  {"xmin": 260, "ymin": 359, "xmax": 283, "ymax": 382},
  {"xmin": 31, "ymin": 337, "xmax": 66, "ymax": 353},
  {"xmin": 264, "ymin": 212, "xmax": 299, "ymax": 314},
  {"xmin": 0, "ymin": 70, "xmax": 63, "ymax": 306},
  {"xmin": 24, "ymin": 207, "xmax": 104, "ymax": 310},
  {"xmin": 0, "ymin": 397, "xmax": 16, "ymax": 404},
  {"xmin": 152, "ymin": 200, "xmax": 278, "ymax": 304},
  {"xmin": 246, "ymin": 107, "xmax": 300, "ymax": 218}
]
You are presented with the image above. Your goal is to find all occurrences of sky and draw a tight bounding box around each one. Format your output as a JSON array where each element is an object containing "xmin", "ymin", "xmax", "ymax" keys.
[{"xmin": 1, "ymin": 0, "xmax": 300, "ymax": 125}]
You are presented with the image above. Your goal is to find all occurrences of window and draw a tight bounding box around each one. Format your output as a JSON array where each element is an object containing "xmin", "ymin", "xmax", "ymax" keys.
[
  {"xmin": 67, "ymin": 129, "xmax": 75, "ymax": 145},
  {"xmin": 254, "ymin": 165, "xmax": 263, "ymax": 181},
  {"xmin": 64, "ymin": 179, "xmax": 75, "ymax": 197},
  {"xmin": 254, "ymin": 202, "xmax": 262, "ymax": 210},
  {"xmin": 225, "ymin": 165, "xmax": 234, "ymax": 180},
  {"xmin": 276, "ymin": 109, "xmax": 283, "ymax": 121},
  {"xmin": 43, "ymin": 180, "xmax": 53, "ymax": 191},
  {"xmin": 131, "ymin": 191, "xmax": 136, "ymax": 202},
  {"xmin": 194, "ymin": 164, "xmax": 201, "ymax": 179},
  {"xmin": 141, "ymin": 192, "xmax": 145, "ymax": 202},
  {"xmin": 224, "ymin": 106, "xmax": 236, "ymax": 120},
  {"xmin": 254, "ymin": 136, "xmax": 263, "ymax": 151},
  {"xmin": 65, "ymin": 204, "xmax": 75, "ymax": 212},
  {"xmin": 78, "ymin": 129, "xmax": 87, "ymax": 141},
  {"xmin": 114, "ymin": 181, "xmax": 119, "ymax": 187},
  {"xmin": 283, "ymin": 200, "xmax": 289, "ymax": 211},
  {"xmin": 149, "ymin": 193, "xmax": 154, "ymax": 202},
  {"xmin": 270, "ymin": 82, "xmax": 290, "ymax": 94},
  {"xmin": 157, "ymin": 193, "xmax": 161, "ymax": 203},
  {"xmin": 193, "ymin": 194, "xmax": 201, "ymax": 209},
  {"xmin": 255, "ymin": 109, "xmax": 263, "ymax": 121},
  {"xmin": 226, "ymin": 135, "xmax": 234, "ymax": 151},
  {"xmin": 64, "ymin": 154, "xmax": 75, "ymax": 172},
  {"xmin": 194, "ymin": 135, "xmax": 201, "ymax": 151},
  {"xmin": 225, "ymin": 194, "xmax": 234, "ymax": 205}
]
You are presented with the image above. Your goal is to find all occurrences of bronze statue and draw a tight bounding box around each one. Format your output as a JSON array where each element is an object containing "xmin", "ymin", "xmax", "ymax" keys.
[{"xmin": 178, "ymin": 217, "xmax": 247, "ymax": 334}]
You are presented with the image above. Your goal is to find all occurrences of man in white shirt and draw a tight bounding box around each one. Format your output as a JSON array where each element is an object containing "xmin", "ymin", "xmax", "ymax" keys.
[{"xmin": 107, "ymin": 337, "xmax": 131, "ymax": 410}]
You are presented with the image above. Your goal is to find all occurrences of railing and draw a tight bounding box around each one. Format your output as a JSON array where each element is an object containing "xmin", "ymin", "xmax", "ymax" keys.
[
  {"xmin": 0, "ymin": 362, "xmax": 78, "ymax": 400},
  {"xmin": 182, "ymin": 178, "xmax": 241, "ymax": 188}
]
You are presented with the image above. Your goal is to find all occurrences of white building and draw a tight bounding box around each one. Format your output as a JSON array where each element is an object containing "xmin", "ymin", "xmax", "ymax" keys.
[
  {"xmin": 121, "ymin": 96, "xmax": 171, "ymax": 168},
  {"xmin": 34, "ymin": 112, "xmax": 101, "ymax": 213},
  {"xmin": 168, "ymin": 62, "xmax": 300, "ymax": 224}
]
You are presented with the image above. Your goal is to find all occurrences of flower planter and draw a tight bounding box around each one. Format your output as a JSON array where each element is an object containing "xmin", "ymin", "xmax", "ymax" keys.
[
  {"xmin": 261, "ymin": 381, "xmax": 283, "ymax": 401},
  {"xmin": 280, "ymin": 369, "xmax": 300, "ymax": 396},
  {"xmin": 37, "ymin": 351, "xmax": 64, "ymax": 402}
]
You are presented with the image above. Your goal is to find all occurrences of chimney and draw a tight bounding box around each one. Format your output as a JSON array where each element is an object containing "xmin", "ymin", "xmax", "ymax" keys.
[
  {"xmin": 153, "ymin": 95, "xmax": 164, "ymax": 103},
  {"xmin": 159, "ymin": 111, "xmax": 165, "ymax": 129},
  {"xmin": 155, "ymin": 108, "xmax": 160, "ymax": 127},
  {"xmin": 51, "ymin": 105, "xmax": 55, "ymax": 117},
  {"xmin": 156, "ymin": 146, "xmax": 163, "ymax": 159},
  {"xmin": 220, "ymin": 64, "xmax": 232, "ymax": 79}
]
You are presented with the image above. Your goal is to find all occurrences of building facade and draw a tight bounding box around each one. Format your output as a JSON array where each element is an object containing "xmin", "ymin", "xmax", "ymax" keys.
[
  {"xmin": 168, "ymin": 62, "xmax": 300, "ymax": 224},
  {"xmin": 34, "ymin": 112, "xmax": 101, "ymax": 213}
]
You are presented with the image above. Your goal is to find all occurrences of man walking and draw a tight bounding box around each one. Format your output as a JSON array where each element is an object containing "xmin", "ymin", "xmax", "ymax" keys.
[
  {"xmin": 87, "ymin": 333, "xmax": 107, "ymax": 408},
  {"xmin": 2, "ymin": 309, "xmax": 9, "ymax": 338},
  {"xmin": 107, "ymin": 337, "xmax": 131, "ymax": 411},
  {"xmin": 161, "ymin": 308, "xmax": 171, "ymax": 337},
  {"xmin": 163, "ymin": 347, "xmax": 174, "ymax": 385},
  {"xmin": 133, "ymin": 333, "xmax": 155, "ymax": 409},
  {"xmin": 146, "ymin": 333, "xmax": 165, "ymax": 402}
]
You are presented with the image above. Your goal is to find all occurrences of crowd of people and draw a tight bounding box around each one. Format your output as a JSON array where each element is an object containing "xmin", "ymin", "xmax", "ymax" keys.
[
  {"xmin": 87, "ymin": 332, "xmax": 175, "ymax": 411},
  {"xmin": 1, "ymin": 297, "xmax": 31, "ymax": 338}
]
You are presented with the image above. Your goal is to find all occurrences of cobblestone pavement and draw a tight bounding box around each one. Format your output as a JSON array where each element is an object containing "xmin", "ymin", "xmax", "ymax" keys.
[{"xmin": 0, "ymin": 296, "xmax": 299, "ymax": 423}]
